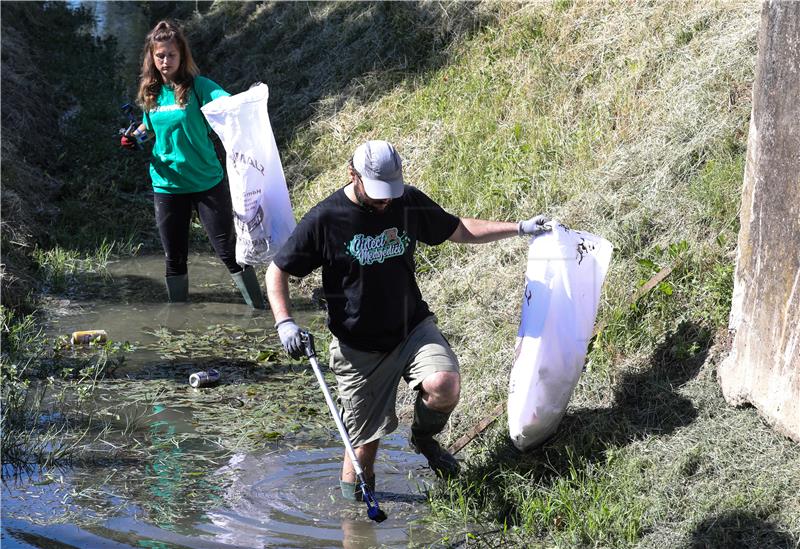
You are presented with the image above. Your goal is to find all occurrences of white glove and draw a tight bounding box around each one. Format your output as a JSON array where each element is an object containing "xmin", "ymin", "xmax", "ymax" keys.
[
  {"xmin": 518, "ymin": 215, "xmax": 552, "ymax": 237},
  {"xmin": 276, "ymin": 317, "xmax": 305, "ymax": 359}
]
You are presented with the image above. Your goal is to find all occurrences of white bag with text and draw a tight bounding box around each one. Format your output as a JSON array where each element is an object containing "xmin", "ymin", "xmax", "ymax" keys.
[
  {"xmin": 201, "ymin": 83, "xmax": 295, "ymax": 265},
  {"xmin": 508, "ymin": 224, "xmax": 613, "ymax": 451}
]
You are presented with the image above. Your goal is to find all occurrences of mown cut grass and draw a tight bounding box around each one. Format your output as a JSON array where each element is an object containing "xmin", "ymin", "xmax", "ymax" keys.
[
  {"xmin": 517, "ymin": 455, "xmax": 644, "ymax": 546},
  {"xmin": 276, "ymin": 0, "xmax": 756, "ymax": 392},
  {"xmin": 186, "ymin": 2, "xmax": 496, "ymax": 147}
]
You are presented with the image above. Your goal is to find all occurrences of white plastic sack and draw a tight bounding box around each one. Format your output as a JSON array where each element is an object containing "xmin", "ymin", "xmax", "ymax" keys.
[
  {"xmin": 508, "ymin": 223, "xmax": 613, "ymax": 451},
  {"xmin": 201, "ymin": 83, "xmax": 296, "ymax": 265}
]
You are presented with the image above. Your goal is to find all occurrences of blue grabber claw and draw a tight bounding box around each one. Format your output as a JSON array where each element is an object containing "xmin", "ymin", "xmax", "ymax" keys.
[{"xmin": 358, "ymin": 474, "xmax": 387, "ymax": 523}]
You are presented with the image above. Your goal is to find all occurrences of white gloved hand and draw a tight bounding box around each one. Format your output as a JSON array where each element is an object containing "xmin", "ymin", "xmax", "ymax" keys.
[
  {"xmin": 518, "ymin": 215, "xmax": 552, "ymax": 237},
  {"xmin": 276, "ymin": 317, "xmax": 305, "ymax": 359}
]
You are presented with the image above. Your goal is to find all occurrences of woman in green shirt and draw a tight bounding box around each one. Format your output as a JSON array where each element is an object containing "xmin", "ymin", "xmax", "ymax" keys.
[{"xmin": 123, "ymin": 20, "xmax": 264, "ymax": 308}]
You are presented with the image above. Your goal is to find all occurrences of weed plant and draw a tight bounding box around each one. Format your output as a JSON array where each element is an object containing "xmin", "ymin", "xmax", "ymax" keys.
[{"xmin": 0, "ymin": 307, "xmax": 131, "ymax": 475}]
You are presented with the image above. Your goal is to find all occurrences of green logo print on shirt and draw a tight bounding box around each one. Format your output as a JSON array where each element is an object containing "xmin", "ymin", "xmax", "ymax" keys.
[{"xmin": 346, "ymin": 228, "xmax": 410, "ymax": 266}]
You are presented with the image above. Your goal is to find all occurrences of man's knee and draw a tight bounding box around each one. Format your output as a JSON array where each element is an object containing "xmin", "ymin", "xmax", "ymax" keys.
[{"xmin": 421, "ymin": 371, "xmax": 460, "ymax": 411}]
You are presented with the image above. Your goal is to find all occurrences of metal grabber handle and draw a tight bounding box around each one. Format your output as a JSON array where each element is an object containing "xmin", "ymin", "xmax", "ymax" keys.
[{"xmin": 301, "ymin": 331, "xmax": 387, "ymax": 523}]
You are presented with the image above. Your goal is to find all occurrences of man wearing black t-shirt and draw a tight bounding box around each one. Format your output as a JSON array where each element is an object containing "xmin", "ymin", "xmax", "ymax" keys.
[{"xmin": 266, "ymin": 140, "xmax": 550, "ymax": 500}]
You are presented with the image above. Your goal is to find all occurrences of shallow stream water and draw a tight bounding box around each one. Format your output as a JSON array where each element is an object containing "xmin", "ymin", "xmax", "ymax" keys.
[
  {"xmin": 1, "ymin": 255, "xmax": 446, "ymax": 547},
  {"xmin": 70, "ymin": 0, "xmax": 149, "ymax": 80},
  {"xmin": 2, "ymin": 436, "xmax": 439, "ymax": 548}
]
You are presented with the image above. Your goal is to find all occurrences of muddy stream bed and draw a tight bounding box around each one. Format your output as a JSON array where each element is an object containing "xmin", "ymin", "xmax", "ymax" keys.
[{"xmin": 1, "ymin": 255, "xmax": 447, "ymax": 548}]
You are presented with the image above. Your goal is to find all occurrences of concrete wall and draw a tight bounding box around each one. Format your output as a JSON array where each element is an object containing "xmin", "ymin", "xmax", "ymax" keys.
[{"xmin": 719, "ymin": 0, "xmax": 800, "ymax": 442}]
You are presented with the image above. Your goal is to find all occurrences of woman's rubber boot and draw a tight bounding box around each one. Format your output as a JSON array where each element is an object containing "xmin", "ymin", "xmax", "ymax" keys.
[
  {"xmin": 231, "ymin": 265, "xmax": 266, "ymax": 309},
  {"xmin": 165, "ymin": 274, "xmax": 188, "ymax": 303}
]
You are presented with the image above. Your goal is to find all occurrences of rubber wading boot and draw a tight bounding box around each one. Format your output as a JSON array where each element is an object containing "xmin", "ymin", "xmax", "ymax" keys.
[
  {"xmin": 165, "ymin": 274, "xmax": 188, "ymax": 303},
  {"xmin": 340, "ymin": 475, "xmax": 375, "ymax": 501},
  {"xmin": 231, "ymin": 265, "xmax": 266, "ymax": 309},
  {"xmin": 410, "ymin": 396, "xmax": 460, "ymax": 479}
]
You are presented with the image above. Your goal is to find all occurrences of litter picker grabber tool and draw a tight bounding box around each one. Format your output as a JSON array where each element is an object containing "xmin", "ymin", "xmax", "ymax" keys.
[
  {"xmin": 118, "ymin": 103, "xmax": 151, "ymax": 150},
  {"xmin": 301, "ymin": 331, "xmax": 387, "ymax": 523}
]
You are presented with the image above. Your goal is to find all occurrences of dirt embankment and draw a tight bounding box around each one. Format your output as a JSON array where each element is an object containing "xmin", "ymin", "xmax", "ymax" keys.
[{"xmin": 1, "ymin": 3, "xmax": 72, "ymax": 312}]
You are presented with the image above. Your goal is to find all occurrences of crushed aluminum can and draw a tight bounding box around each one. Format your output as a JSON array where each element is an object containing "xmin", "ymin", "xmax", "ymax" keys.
[
  {"xmin": 189, "ymin": 369, "xmax": 220, "ymax": 388},
  {"xmin": 71, "ymin": 330, "xmax": 108, "ymax": 345}
]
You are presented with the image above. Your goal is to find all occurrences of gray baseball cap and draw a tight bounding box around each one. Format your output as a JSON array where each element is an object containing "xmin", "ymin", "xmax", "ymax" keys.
[{"xmin": 352, "ymin": 140, "xmax": 405, "ymax": 199}]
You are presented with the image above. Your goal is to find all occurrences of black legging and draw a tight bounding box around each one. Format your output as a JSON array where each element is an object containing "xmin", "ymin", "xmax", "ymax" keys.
[{"xmin": 153, "ymin": 179, "xmax": 242, "ymax": 277}]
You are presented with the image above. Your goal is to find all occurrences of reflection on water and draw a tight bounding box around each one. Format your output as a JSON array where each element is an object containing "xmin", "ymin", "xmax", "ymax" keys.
[
  {"xmin": 205, "ymin": 436, "xmax": 435, "ymax": 547},
  {"xmin": 3, "ymin": 254, "xmax": 448, "ymax": 547},
  {"xmin": 2, "ymin": 433, "xmax": 441, "ymax": 548},
  {"xmin": 43, "ymin": 253, "xmax": 273, "ymax": 368},
  {"xmin": 70, "ymin": 0, "xmax": 149, "ymax": 88}
]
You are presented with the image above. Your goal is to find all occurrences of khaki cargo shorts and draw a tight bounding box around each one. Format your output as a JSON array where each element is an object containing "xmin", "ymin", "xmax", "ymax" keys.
[{"xmin": 328, "ymin": 316, "xmax": 459, "ymax": 447}]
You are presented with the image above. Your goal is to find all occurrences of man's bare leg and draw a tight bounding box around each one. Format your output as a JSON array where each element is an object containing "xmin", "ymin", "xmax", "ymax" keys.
[{"xmin": 339, "ymin": 439, "xmax": 380, "ymax": 500}]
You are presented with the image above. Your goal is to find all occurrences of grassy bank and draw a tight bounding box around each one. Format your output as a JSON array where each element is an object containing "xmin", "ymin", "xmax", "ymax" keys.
[{"xmin": 2, "ymin": 0, "xmax": 799, "ymax": 546}]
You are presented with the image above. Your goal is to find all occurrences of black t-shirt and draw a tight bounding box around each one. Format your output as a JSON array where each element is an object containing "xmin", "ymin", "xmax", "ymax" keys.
[{"xmin": 274, "ymin": 185, "xmax": 460, "ymax": 351}]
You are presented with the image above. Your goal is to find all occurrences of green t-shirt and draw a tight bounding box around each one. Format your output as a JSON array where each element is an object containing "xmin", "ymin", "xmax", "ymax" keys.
[{"xmin": 144, "ymin": 76, "xmax": 230, "ymax": 194}]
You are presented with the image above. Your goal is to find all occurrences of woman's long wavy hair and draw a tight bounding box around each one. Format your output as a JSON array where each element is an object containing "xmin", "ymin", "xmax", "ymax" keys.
[{"xmin": 137, "ymin": 20, "xmax": 199, "ymax": 112}]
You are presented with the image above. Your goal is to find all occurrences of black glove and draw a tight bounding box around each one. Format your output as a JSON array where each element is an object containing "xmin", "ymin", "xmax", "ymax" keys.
[{"xmin": 276, "ymin": 317, "xmax": 305, "ymax": 359}]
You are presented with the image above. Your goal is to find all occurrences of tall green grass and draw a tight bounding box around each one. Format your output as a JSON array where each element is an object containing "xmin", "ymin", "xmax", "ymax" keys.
[{"xmin": 31, "ymin": 239, "xmax": 143, "ymax": 294}]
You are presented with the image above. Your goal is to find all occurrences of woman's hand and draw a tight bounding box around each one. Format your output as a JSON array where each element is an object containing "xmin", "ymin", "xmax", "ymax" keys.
[{"xmin": 120, "ymin": 134, "xmax": 137, "ymax": 150}]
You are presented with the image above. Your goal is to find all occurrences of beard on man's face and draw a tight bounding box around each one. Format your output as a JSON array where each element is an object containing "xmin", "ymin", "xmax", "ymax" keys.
[{"xmin": 354, "ymin": 183, "xmax": 391, "ymax": 213}]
